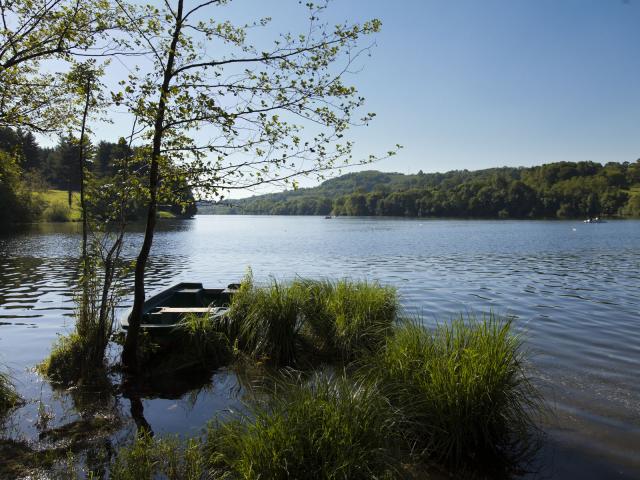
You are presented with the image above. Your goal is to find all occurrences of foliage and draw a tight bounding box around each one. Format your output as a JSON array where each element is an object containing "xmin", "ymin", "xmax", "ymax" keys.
[
  {"xmin": 212, "ymin": 160, "xmax": 640, "ymax": 218},
  {"xmin": 205, "ymin": 371, "xmax": 404, "ymax": 480},
  {"xmin": 0, "ymin": 150, "xmax": 42, "ymax": 226},
  {"xmin": 0, "ymin": 0, "xmax": 119, "ymax": 132},
  {"xmin": 295, "ymin": 278, "xmax": 398, "ymax": 360},
  {"xmin": 42, "ymin": 200, "xmax": 72, "ymax": 222},
  {"xmin": 225, "ymin": 273, "xmax": 398, "ymax": 365},
  {"xmin": 371, "ymin": 315, "xmax": 540, "ymax": 473}
]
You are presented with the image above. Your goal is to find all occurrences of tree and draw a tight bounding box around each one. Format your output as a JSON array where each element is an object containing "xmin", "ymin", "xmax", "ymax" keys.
[{"xmin": 117, "ymin": 0, "xmax": 396, "ymax": 371}]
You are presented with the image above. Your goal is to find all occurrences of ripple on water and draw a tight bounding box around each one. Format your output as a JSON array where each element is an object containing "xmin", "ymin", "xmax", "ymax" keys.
[{"xmin": 0, "ymin": 217, "xmax": 639, "ymax": 478}]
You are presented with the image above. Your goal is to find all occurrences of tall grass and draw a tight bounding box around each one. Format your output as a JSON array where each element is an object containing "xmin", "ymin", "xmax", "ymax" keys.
[
  {"xmin": 109, "ymin": 433, "xmax": 205, "ymax": 480},
  {"xmin": 224, "ymin": 272, "xmax": 399, "ymax": 365},
  {"xmin": 225, "ymin": 273, "xmax": 302, "ymax": 365},
  {"xmin": 372, "ymin": 315, "xmax": 540, "ymax": 473},
  {"xmin": 296, "ymin": 278, "xmax": 398, "ymax": 359},
  {"xmin": 205, "ymin": 370, "xmax": 405, "ymax": 480},
  {"xmin": 0, "ymin": 368, "xmax": 20, "ymax": 414}
]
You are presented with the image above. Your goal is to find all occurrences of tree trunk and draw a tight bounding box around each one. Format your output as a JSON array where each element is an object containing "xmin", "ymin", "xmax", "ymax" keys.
[
  {"xmin": 78, "ymin": 76, "xmax": 91, "ymax": 324},
  {"xmin": 122, "ymin": 0, "xmax": 184, "ymax": 373}
]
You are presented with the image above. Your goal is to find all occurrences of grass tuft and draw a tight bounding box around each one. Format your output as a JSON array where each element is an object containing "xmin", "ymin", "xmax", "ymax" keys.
[
  {"xmin": 296, "ymin": 278, "xmax": 398, "ymax": 360},
  {"xmin": 0, "ymin": 368, "xmax": 20, "ymax": 415},
  {"xmin": 205, "ymin": 370, "xmax": 404, "ymax": 480},
  {"xmin": 224, "ymin": 271, "xmax": 302, "ymax": 365},
  {"xmin": 109, "ymin": 433, "xmax": 205, "ymax": 480},
  {"xmin": 138, "ymin": 313, "xmax": 232, "ymax": 376},
  {"xmin": 225, "ymin": 272, "xmax": 399, "ymax": 365},
  {"xmin": 37, "ymin": 332, "xmax": 89, "ymax": 387},
  {"xmin": 372, "ymin": 314, "xmax": 540, "ymax": 473}
]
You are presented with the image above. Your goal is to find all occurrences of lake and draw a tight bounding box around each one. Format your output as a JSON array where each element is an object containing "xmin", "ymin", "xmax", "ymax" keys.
[{"xmin": 1, "ymin": 216, "xmax": 639, "ymax": 478}]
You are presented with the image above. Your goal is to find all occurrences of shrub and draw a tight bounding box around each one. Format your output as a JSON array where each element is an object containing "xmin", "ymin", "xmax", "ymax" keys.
[
  {"xmin": 205, "ymin": 371, "xmax": 405, "ymax": 480},
  {"xmin": 42, "ymin": 200, "xmax": 71, "ymax": 222},
  {"xmin": 373, "ymin": 315, "xmax": 540, "ymax": 473}
]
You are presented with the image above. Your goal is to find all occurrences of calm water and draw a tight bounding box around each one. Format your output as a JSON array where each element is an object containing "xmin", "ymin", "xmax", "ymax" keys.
[{"xmin": 0, "ymin": 216, "xmax": 639, "ymax": 478}]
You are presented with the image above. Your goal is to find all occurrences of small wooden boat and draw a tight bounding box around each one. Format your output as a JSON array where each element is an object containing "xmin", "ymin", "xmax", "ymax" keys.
[{"xmin": 120, "ymin": 282, "xmax": 239, "ymax": 334}]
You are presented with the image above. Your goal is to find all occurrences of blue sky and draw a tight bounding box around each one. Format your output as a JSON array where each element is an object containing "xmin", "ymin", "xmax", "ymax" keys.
[{"xmin": 86, "ymin": 0, "xmax": 640, "ymax": 188}]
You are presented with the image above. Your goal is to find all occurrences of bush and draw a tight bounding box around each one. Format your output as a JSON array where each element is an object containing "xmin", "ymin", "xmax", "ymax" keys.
[
  {"xmin": 373, "ymin": 315, "xmax": 540, "ymax": 473},
  {"xmin": 205, "ymin": 371, "xmax": 404, "ymax": 480},
  {"xmin": 42, "ymin": 200, "xmax": 71, "ymax": 222}
]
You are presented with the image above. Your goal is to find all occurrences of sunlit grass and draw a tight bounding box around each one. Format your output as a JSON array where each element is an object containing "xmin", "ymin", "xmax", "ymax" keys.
[
  {"xmin": 37, "ymin": 190, "xmax": 81, "ymax": 222},
  {"xmin": 370, "ymin": 314, "xmax": 540, "ymax": 473},
  {"xmin": 224, "ymin": 272, "xmax": 399, "ymax": 365},
  {"xmin": 205, "ymin": 370, "xmax": 405, "ymax": 480}
]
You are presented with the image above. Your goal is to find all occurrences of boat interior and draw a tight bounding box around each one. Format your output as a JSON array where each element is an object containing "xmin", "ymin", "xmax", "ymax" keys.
[{"xmin": 142, "ymin": 283, "xmax": 238, "ymax": 326}]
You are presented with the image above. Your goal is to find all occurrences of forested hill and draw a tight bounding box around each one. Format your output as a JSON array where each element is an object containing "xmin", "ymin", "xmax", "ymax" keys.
[{"xmin": 201, "ymin": 162, "xmax": 640, "ymax": 218}]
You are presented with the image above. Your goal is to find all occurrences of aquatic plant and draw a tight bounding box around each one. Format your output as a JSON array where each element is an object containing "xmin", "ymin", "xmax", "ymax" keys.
[
  {"xmin": 225, "ymin": 272, "xmax": 302, "ymax": 365},
  {"xmin": 372, "ymin": 315, "xmax": 540, "ymax": 473},
  {"xmin": 205, "ymin": 370, "xmax": 405, "ymax": 480},
  {"xmin": 0, "ymin": 367, "xmax": 20, "ymax": 415},
  {"xmin": 296, "ymin": 278, "xmax": 398, "ymax": 360},
  {"xmin": 109, "ymin": 433, "xmax": 205, "ymax": 480},
  {"xmin": 225, "ymin": 273, "xmax": 398, "ymax": 365}
]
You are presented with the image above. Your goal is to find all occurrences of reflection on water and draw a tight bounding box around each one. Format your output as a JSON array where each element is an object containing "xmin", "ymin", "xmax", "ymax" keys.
[{"xmin": 1, "ymin": 216, "xmax": 639, "ymax": 477}]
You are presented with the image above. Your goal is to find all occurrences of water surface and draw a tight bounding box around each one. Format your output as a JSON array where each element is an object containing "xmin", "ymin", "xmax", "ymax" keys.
[{"xmin": 0, "ymin": 216, "xmax": 639, "ymax": 477}]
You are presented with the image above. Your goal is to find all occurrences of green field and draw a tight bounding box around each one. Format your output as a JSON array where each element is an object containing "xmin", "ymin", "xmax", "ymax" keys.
[{"xmin": 37, "ymin": 190, "xmax": 82, "ymax": 222}]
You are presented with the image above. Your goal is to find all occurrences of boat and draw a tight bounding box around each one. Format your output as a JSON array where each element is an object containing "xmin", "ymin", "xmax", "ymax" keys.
[
  {"xmin": 583, "ymin": 217, "xmax": 606, "ymax": 224},
  {"xmin": 120, "ymin": 282, "xmax": 239, "ymax": 334}
]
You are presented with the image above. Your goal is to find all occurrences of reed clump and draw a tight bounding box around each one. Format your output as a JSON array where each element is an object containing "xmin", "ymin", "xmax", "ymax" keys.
[
  {"xmin": 109, "ymin": 433, "xmax": 206, "ymax": 480},
  {"xmin": 224, "ymin": 272, "xmax": 302, "ymax": 365},
  {"xmin": 0, "ymin": 368, "xmax": 20, "ymax": 415},
  {"xmin": 372, "ymin": 315, "xmax": 540, "ymax": 473},
  {"xmin": 295, "ymin": 278, "xmax": 398, "ymax": 360},
  {"xmin": 224, "ymin": 272, "xmax": 398, "ymax": 365},
  {"xmin": 205, "ymin": 371, "xmax": 405, "ymax": 480}
]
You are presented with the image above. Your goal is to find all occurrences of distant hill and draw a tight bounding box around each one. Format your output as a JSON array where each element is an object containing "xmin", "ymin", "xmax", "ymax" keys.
[{"xmin": 198, "ymin": 161, "xmax": 640, "ymax": 219}]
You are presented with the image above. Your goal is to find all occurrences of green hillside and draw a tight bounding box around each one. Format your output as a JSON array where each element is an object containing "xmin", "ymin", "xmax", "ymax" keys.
[{"xmin": 201, "ymin": 161, "xmax": 640, "ymax": 219}]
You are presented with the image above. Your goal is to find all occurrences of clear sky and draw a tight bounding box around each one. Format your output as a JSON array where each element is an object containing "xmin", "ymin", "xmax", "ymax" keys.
[{"xmin": 85, "ymin": 0, "xmax": 640, "ymax": 191}]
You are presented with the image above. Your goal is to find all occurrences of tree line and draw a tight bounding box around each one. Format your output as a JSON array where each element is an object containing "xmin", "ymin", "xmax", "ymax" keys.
[
  {"xmin": 0, "ymin": 127, "xmax": 196, "ymax": 225},
  {"xmin": 216, "ymin": 162, "xmax": 640, "ymax": 218}
]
